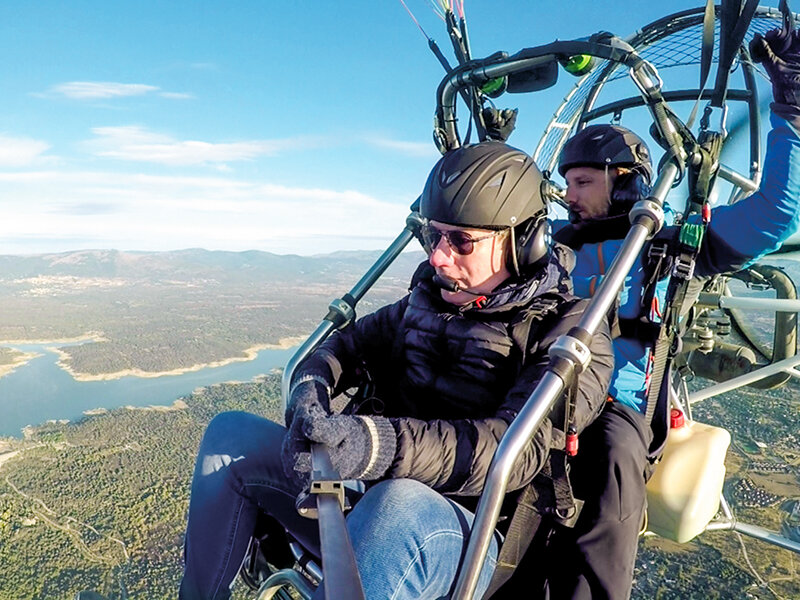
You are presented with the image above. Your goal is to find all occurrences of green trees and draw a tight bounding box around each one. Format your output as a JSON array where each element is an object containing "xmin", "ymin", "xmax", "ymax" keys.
[{"xmin": 0, "ymin": 374, "xmax": 283, "ymax": 599}]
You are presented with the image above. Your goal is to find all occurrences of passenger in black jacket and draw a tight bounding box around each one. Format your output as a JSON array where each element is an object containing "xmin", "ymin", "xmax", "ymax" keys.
[{"xmin": 179, "ymin": 142, "xmax": 614, "ymax": 600}]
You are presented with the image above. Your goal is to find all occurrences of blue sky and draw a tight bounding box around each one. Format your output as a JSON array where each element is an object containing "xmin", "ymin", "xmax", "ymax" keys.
[{"xmin": 0, "ymin": 1, "xmax": 733, "ymax": 255}]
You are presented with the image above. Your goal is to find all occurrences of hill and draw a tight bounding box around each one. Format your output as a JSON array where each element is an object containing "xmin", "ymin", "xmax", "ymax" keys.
[{"xmin": 0, "ymin": 249, "xmax": 424, "ymax": 377}]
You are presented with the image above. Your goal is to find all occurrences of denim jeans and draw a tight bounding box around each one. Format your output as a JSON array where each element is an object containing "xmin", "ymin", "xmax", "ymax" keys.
[{"xmin": 180, "ymin": 411, "xmax": 499, "ymax": 600}]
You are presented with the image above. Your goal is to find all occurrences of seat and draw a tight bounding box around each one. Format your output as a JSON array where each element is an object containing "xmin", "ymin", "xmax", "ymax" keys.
[{"xmin": 239, "ymin": 513, "xmax": 321, "ymax": 600}]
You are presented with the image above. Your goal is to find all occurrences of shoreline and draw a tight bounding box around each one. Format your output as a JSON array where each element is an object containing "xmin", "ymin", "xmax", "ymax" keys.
[
  {"xmin": 56, "ymin": 337, "xmax": 303, "ymax": 381},
  {"xmin": 0, "ymin": 334, "xmax": 105, "ymax": 378},
  {"xmin": 0, "ymin": 332, "xmax": 306, "ymax": 381},
  {"xmin": 0, "ymin": 350, "xmax": 42, "ymax": 378}
]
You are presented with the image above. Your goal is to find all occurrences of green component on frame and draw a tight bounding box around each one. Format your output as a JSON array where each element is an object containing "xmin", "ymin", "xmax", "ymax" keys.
[
  {"xmin": 562, "ymin": 54, "xmax": 594, "ymax": 76},
  {"xmin": 480, "ymin": 76, "xmax": 507, "ymax": 98}
]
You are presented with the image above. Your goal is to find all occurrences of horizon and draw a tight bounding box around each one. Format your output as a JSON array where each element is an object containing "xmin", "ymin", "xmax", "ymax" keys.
[
  {"xmin": 0, "ymin": 1, "xmax": 704, "ymax": 256},
  {"xmin": 0, "ymin": 245, "xmax": 427, "ymax": 259}
]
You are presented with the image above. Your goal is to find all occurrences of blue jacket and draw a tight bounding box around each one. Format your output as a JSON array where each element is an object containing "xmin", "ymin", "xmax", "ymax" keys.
[{"xmin": 553, "ymin": 112, "xmax": 800, "ymax": 413}]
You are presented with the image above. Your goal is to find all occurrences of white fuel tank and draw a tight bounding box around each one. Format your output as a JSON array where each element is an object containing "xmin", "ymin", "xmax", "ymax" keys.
[{"xmin": 646, "ymin": 408, "xmax": 731, "ymax": 543}]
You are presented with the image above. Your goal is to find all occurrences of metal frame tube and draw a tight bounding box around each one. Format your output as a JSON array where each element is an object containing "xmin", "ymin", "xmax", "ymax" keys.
[
  {"xmin": 704, "ymin": 519, "xmax": 800, "ymax": 554},
  {"xmin": 452, "ymin": 160, "xmax": 680, "ymax": 600},
  {"xmin": 435, "ymin": 40, "xmax": 648, "ymax": 151},
  {"xmin": 730, "ymin": 523, "xmax": 800, "ymax": 554},
  {"xmin": 718, "ymin": 164, "xmax": 759, "ymax": 194},
  {"xmin": 257, "ymin": 570, "xmax": 315, "ymax": 600},
  {"xmin": 281, "ymin": 221, "xmax": 418, "ymax": 406},
  {"xmin": 696, "ymin": 293, "xmax": 800, "ymax": 312}
]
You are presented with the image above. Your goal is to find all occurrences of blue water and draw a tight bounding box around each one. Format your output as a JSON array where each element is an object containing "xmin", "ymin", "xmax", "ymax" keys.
[{"xmin": 0, "ymin": 341, "xmax": 296, "ymax": 438}]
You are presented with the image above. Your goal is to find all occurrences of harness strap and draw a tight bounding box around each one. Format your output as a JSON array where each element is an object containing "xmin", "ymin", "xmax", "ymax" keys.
[
  {"xmin": 645, "ymin": 321, "xmax": 673, "ymax": 425},
  {"xmin": 546, "ymin": 450, "xmax": 582, "ymax": 520},
  {"xmin": 712, "ymin": 0, "xmax": 760, "ymax": 108},
  {"xmin": 482, "ymin": 451, "xmax": 583, "ymax": 598},
  {"xmin": 645, "ymin": 94, "xmax": 721, "ymax": 425},
  {"xmin": 686, "ymin": 0, "xmax": 718, "ymax": 128},
  {"xmin": 482, "ymin": 484, "xmax": 542, "ymax": 598},
  {"xmin": 484, "ymin": 298, "xmax": 584, "ymax": 597}
]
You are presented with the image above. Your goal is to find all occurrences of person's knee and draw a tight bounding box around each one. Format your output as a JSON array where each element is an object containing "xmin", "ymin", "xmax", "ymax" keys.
[
  {"xmin": 196, "ymin": 411, "xmax": 283, "ymax": 479},
  {"xmin": 202, "ymin": 411, "xmax": 253, "ymax": 446},
  {"xmin": 202, "ymin": 411, "xmax": 282, "ymax": 450},
  {"xmin": 586, "ymin": 409, "xmax": 649, "ymax": 471},
  {"xmin": 350, "ymin": 479, "xmax": 446, "ymax": 535},
  {"xmin": 605, "ymin": 436, "xmax": 645, "ymax": 472},
  {"xmin": 355, "ymin": 479, "xmax": 426, "ymax": 516}
]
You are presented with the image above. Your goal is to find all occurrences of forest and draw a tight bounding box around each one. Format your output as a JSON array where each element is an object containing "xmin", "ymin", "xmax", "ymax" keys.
[
  {"xmin": 0, "ymin": 375, "xmax": 284, "ymax": 599},
  {"xmin": 0, "ymin": 370, "xmax": 797, "ymax": 599}
]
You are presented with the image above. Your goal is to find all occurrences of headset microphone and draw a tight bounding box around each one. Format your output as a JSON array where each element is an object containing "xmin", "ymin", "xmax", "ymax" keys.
[
  {"xmin": 432, "ymin": 274, "xmax": 462, "ymax": 293},
  {"xmin": 432, "ymin": 273, "xmax": 538, "ymax": 298}
]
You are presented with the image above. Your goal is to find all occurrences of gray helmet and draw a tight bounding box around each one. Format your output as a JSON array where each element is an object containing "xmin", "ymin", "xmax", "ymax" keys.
[
  {"xmin": 421, "ymin": 141, "xmax": 545, "ymax": 228},
  {"xmin": 420, "ymin": 141, "xmax": 549, "ymax": 273},
  {"xmin": 557, "ymin": 124, "xmax": 652, "ymax": 183}
]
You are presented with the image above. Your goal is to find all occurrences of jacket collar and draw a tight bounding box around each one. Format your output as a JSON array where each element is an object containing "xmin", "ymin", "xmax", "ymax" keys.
[{"xmin": 415, "ymin": 245, "xmax": 574, "ymax": 314}]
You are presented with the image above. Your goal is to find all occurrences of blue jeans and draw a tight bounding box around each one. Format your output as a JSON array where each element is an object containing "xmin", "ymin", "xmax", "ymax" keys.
[{"xmin": 180, "ymin": 411, "xmax": 499, "ymax": 600}]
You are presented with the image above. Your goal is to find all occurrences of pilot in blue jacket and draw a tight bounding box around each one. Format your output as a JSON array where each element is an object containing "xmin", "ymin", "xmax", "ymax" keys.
[{"xmin": 530, "ymin": 24, "xmax": 800, "ymax": 600}]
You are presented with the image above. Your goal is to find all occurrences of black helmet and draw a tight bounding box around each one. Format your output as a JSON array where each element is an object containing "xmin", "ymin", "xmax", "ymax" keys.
[
  {"xmin": 420, "ymin": 141, "xmax": 549, "ymax": 273},
  {"xmin": 557, "ymin": 124, "xmax": 652, "ymax": 183}
]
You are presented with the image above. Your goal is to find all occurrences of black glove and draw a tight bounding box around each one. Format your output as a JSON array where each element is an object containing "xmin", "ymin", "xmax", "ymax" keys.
[
  {"xmin": 750, "ymin": 7, "xmax": 800, "ymax": 106},
  {"xmin": 288, "ymin": 413, "xmax": 397, "ymax": 481},
  {"xmin": 483, "ymin": 107, "xmax": 518, "ymax": 142}
]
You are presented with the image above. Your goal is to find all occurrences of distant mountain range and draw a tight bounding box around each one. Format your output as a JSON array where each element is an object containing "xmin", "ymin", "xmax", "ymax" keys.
[
  {"xmin": 0, "ymin": 248, "xmax": 426, "ymax": 376},
  {"xmin": 0, "ymin": 248, "xmax": 427, "ymax": 282}
]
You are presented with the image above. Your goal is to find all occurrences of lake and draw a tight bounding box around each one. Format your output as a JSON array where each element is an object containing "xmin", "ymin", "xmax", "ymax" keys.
[{"xmin": 0, "ymin": 342, "xmax": 296, "ymax": 438}]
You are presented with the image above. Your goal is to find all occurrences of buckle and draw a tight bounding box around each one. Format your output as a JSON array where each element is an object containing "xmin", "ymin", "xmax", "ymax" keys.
[
  {"xmin": 672, "ymin": 254, "xmax": 695, "ymax": 279},
  {"xmin": 647, "ymin": 241, "xmax": 669, "ymax": 261}
]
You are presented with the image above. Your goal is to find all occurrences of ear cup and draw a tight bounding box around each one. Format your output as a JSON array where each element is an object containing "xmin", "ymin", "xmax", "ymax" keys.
[
  {"xmin": 610, "ymin": 170, "xmax": 650, "ymax": 213},
  {"xmin": 514, "ymin": 215, "xmax": 551, "ymax": 270}
]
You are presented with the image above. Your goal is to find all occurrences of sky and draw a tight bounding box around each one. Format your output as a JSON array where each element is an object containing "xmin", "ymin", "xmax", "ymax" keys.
[{"xmin": 0, "ymin": 1, "xmax": 742, "ymax": 255}]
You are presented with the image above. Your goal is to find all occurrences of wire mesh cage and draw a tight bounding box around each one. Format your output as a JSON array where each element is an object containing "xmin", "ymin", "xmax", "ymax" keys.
[{"xmin": 533, "ymin": 6, "xmax": 790, "ymax": 175}]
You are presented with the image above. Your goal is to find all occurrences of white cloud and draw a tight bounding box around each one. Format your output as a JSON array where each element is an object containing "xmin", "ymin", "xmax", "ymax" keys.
[
  {"xmin": 52, "ymin": 82, "xmax": 160, "ymax": 99},
  {"xmin": 0, "ymin": 170, "xmax": 412, "ymax": 255},
  {"xmin": 366, "ymin": 136, "xmax": 439, "ymax": 158},
  {"xmin": 159, "ymin": 91, "xmax": 194, "ymax": 100},
  {"xmin": 84, "ymin": 126, "xmax": 318, "ymax": 166},
  {"xmin": 0, "ymin": 136, "xmax": 51, "ymax": 167}
]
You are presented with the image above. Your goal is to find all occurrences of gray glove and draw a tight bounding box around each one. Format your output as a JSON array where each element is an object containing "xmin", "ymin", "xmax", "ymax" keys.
[
  {"xmin": 281, "ymin": 414, "xmax": 312, "ymax": 481},
  {"xmin": 284, "ymin": 378, "xmax": 330, "ymax": 427},
  {"xmin": 281, "ymin": 378, "xmax": 331, "ymax": 481},
  {"xmin": 292, "ymin": 413, "xmax": 397, "ymax": 481}
]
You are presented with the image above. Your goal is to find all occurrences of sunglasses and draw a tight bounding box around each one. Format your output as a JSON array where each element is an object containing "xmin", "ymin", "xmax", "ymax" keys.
[{"xmin": 420, "ymin": 225, "xmax": 503, "ymax": 256}]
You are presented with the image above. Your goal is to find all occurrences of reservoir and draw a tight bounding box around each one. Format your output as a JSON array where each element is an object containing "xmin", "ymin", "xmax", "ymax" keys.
[{"xmin": 0, "ymin": 342, "xmax": 296, "ymax": 438}]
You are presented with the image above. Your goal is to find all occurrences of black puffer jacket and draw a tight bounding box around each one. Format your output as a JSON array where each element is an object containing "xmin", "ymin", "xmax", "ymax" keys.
[{"xmin": 294, "ymin": 250, "xmax": 614, "ymax": 498}]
